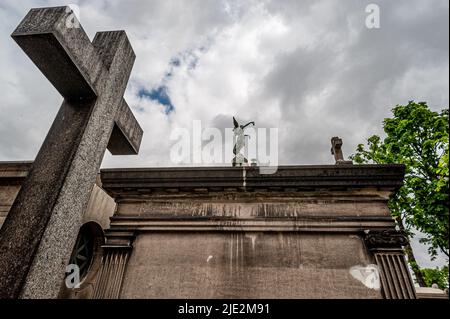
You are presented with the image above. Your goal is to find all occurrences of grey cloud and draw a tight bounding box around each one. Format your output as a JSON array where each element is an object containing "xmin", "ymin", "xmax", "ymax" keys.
[{"xmin": 256, "ymin": 0, "xmax": 448, "ymax": 166}]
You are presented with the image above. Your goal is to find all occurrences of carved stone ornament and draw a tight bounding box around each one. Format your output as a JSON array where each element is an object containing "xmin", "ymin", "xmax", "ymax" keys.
[{"xmin": 364, "ymin": 229, "xmax": 408, "ymax": 249}]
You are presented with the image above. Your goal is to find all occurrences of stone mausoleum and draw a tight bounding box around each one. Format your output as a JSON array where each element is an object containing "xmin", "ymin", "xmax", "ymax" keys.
[
  {"xmin": 2, "ymin": 5, "xmax": 445, "ymax": 300},
  {"xmin": 0, "ymin": 160, "xmax": 421, "ymax": 298}
]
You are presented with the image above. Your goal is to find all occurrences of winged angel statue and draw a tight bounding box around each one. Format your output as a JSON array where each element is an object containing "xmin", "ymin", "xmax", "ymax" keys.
[{"xmin": 232, "ymin": 116, "xmax": 255, "ymax": 166}]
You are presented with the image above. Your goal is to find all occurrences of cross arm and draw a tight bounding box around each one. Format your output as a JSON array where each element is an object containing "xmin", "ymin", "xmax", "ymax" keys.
[
  {"xmin": 11, "ymin": 6, "xmax": 103, "ymax": 100},
  {"xmin": 11, "ymin": 7, "xmax": 142, "ymax": 155},
  {"xmin": 107, "ymin": 99, "xmax": 143, "ymax": 155}
]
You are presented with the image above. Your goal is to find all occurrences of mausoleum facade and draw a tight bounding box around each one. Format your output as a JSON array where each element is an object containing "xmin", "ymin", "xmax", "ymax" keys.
[{"xmin": 0, "ymin": 161, "xmax": 418, "ymax": 299}]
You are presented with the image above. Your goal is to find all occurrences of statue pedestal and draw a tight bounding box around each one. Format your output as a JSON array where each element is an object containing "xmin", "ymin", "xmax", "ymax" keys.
[{"xmin": 232, "ymin": 153, "xmax": 248, "ymax": 167}]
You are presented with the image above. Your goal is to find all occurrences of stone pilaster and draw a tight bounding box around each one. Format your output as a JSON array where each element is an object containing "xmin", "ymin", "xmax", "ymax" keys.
[
  {"xmin": 93, "ymin": 231, "xmax": 134, "ymax": 299},
  {"xmin": 364, "ymin": 229, "xmax": 416, "ymax": 299}
]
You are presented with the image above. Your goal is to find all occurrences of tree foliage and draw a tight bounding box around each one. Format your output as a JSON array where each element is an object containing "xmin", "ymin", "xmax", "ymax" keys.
[
  {"xmin": 420, "ymin": 266, "xmax": 449, "ymax": 289},
  {"xmin": 351, "ymin": 101, "xmax": 449, "ymax": 285}
]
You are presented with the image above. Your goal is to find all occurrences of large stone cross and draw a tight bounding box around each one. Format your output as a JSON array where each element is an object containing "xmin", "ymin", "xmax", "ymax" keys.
[{"xmin": 0, "ymin": 6, "xmax": 143, "ymax": 298}]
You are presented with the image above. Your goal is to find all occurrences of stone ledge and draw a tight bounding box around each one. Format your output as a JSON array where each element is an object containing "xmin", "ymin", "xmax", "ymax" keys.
[
  {"xmin": 107, "ymin": 215, "xmax": 396, "ymax": 232},
  {"xmin": 100, "ymin": 164, "xmax": 406, "ymax": 197},
  {"xmin": 0, "ymin": 161, "xmax": 32, "ymax": 185}
]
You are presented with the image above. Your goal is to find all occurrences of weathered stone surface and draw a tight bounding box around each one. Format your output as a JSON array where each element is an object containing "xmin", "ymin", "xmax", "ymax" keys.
[
  {"xmin": 0, "ymin": 161, "xmax": 117, "ymax": 299},
  {"xmin": 107, "ymin": 99, "xmax": 143, "ymax": 155},
  {"xmin": 0, "ymin": 7, "xmax": 142, "ymax": 299},
  {"xmin": 0, "ymin": 161, "xmax": 31, "ymax": 182},
  {"xmin": 115, "ymin": 197, "xmax": 392, "ymax": 218},
  {"xmin": 416, "ymin": 287, "xmax": 449, "ymax": 299},
  {"xmin": 373, "ymin": 251, "xmax": 416, "ymax": 299},
  {"xmin": 0, "ymin": 162, "xmax": 32, "ymax": 228},
  {"xmin": 96, "ymin": 164, "xmax": 411, "ymax": 298},
  {"xmin": 120, "ymin": 232, "xmax": 381, "ymax": 298},
  {"xmin": 83, "ymin": 184, "xmax": 117, "ymax": 230},
  {"xmin": 100, "ymin": 164, "xmax": 406, "ymax": 195},
  {"xmin": 0, "ymin": 161, "xmax": 416, "ymax": 298}
]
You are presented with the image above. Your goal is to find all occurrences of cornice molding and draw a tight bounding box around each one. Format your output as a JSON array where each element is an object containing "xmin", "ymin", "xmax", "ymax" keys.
[
  {"xmin": 100, "ymin": 164, "xmax": 406, "ymax": 197},
  {"xmin": 107, "ymin": 215, "xmax": 396, "ymax": 233}
]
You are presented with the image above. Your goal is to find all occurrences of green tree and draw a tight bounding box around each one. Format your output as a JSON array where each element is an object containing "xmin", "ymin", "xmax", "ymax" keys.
[
  {"xmin": 351, "ymin": 101, "xmax": 449, "ymax": 287},
  {"xmin": 420, "ymin": 266, "xmax": 449, "ymax": 289}
]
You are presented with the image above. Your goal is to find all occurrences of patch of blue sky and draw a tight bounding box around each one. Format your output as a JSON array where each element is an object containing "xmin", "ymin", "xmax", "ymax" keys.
[
  {"xmin": 138, "ymin": 86, "xmax": 174, "ymax": 114},
  {"xmin": 137, "ymin": 46, "xmax": 207, "ymax": 114}
]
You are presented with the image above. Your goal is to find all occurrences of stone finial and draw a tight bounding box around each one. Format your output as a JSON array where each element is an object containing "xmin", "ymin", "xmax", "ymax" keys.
[{"xmin": 331, "ymin": 136, "xmax": 352, "ymax": 165}]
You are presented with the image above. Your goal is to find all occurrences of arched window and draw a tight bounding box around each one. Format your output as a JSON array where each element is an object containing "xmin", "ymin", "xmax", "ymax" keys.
[{"xmin": 68, "ymin": 222, "xmax": 104, "ymax": 281}]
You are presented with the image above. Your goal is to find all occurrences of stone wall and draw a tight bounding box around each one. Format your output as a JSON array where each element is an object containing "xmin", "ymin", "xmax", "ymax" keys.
[
  {"xmin": 97, "ymin": 165, "xmax": 415, "ymax": 299},
  {"xmin": 121, "ymin": 232, "xmax": 380, "ymax": 298},
  {"xmin": 0, "ymin": 162, "xmax": 115, "ymax": 230},
  {"xmin": 109, "ymin": 188, "xmax": 390, "ymax": 299},
  {"xmin": 0, "ymin": 162, "xmax": 31, "ymax": 229},
  {"xmin": 0, "ymin": 163, "xmax": 417, "ymax": 298}
]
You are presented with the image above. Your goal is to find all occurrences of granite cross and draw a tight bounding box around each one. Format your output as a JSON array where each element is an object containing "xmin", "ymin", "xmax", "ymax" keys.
[{"xmin": 0, "ymin": 6, "xmax": 143, "ymax": 298}]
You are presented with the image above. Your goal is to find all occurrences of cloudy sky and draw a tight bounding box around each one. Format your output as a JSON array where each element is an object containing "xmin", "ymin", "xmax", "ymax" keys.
[{"xmin": 0, "ymin": 1, "xmax": 448, "ymax": 269}]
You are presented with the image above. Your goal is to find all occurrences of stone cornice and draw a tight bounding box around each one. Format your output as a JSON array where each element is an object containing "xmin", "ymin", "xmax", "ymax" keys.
[
  {"xmin": 100, "ymin": 164, "xmax": 406, "ymax": 197},
  {"xmin": 107, "ymin": 215, "xmax": 396, "ymax": 233},
  {"xmin": 0, "ymin": 161, "xmax": 33, "ymax": 185}
]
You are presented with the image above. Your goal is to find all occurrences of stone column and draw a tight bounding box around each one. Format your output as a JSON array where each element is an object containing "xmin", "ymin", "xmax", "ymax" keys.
[
  {"xmin": 364, "ymin": 229, "xmax": 416, "ymax": 299},
  {"xmin": 93, "ymin": 231, "xmax": 135, "ymax": 299}
]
